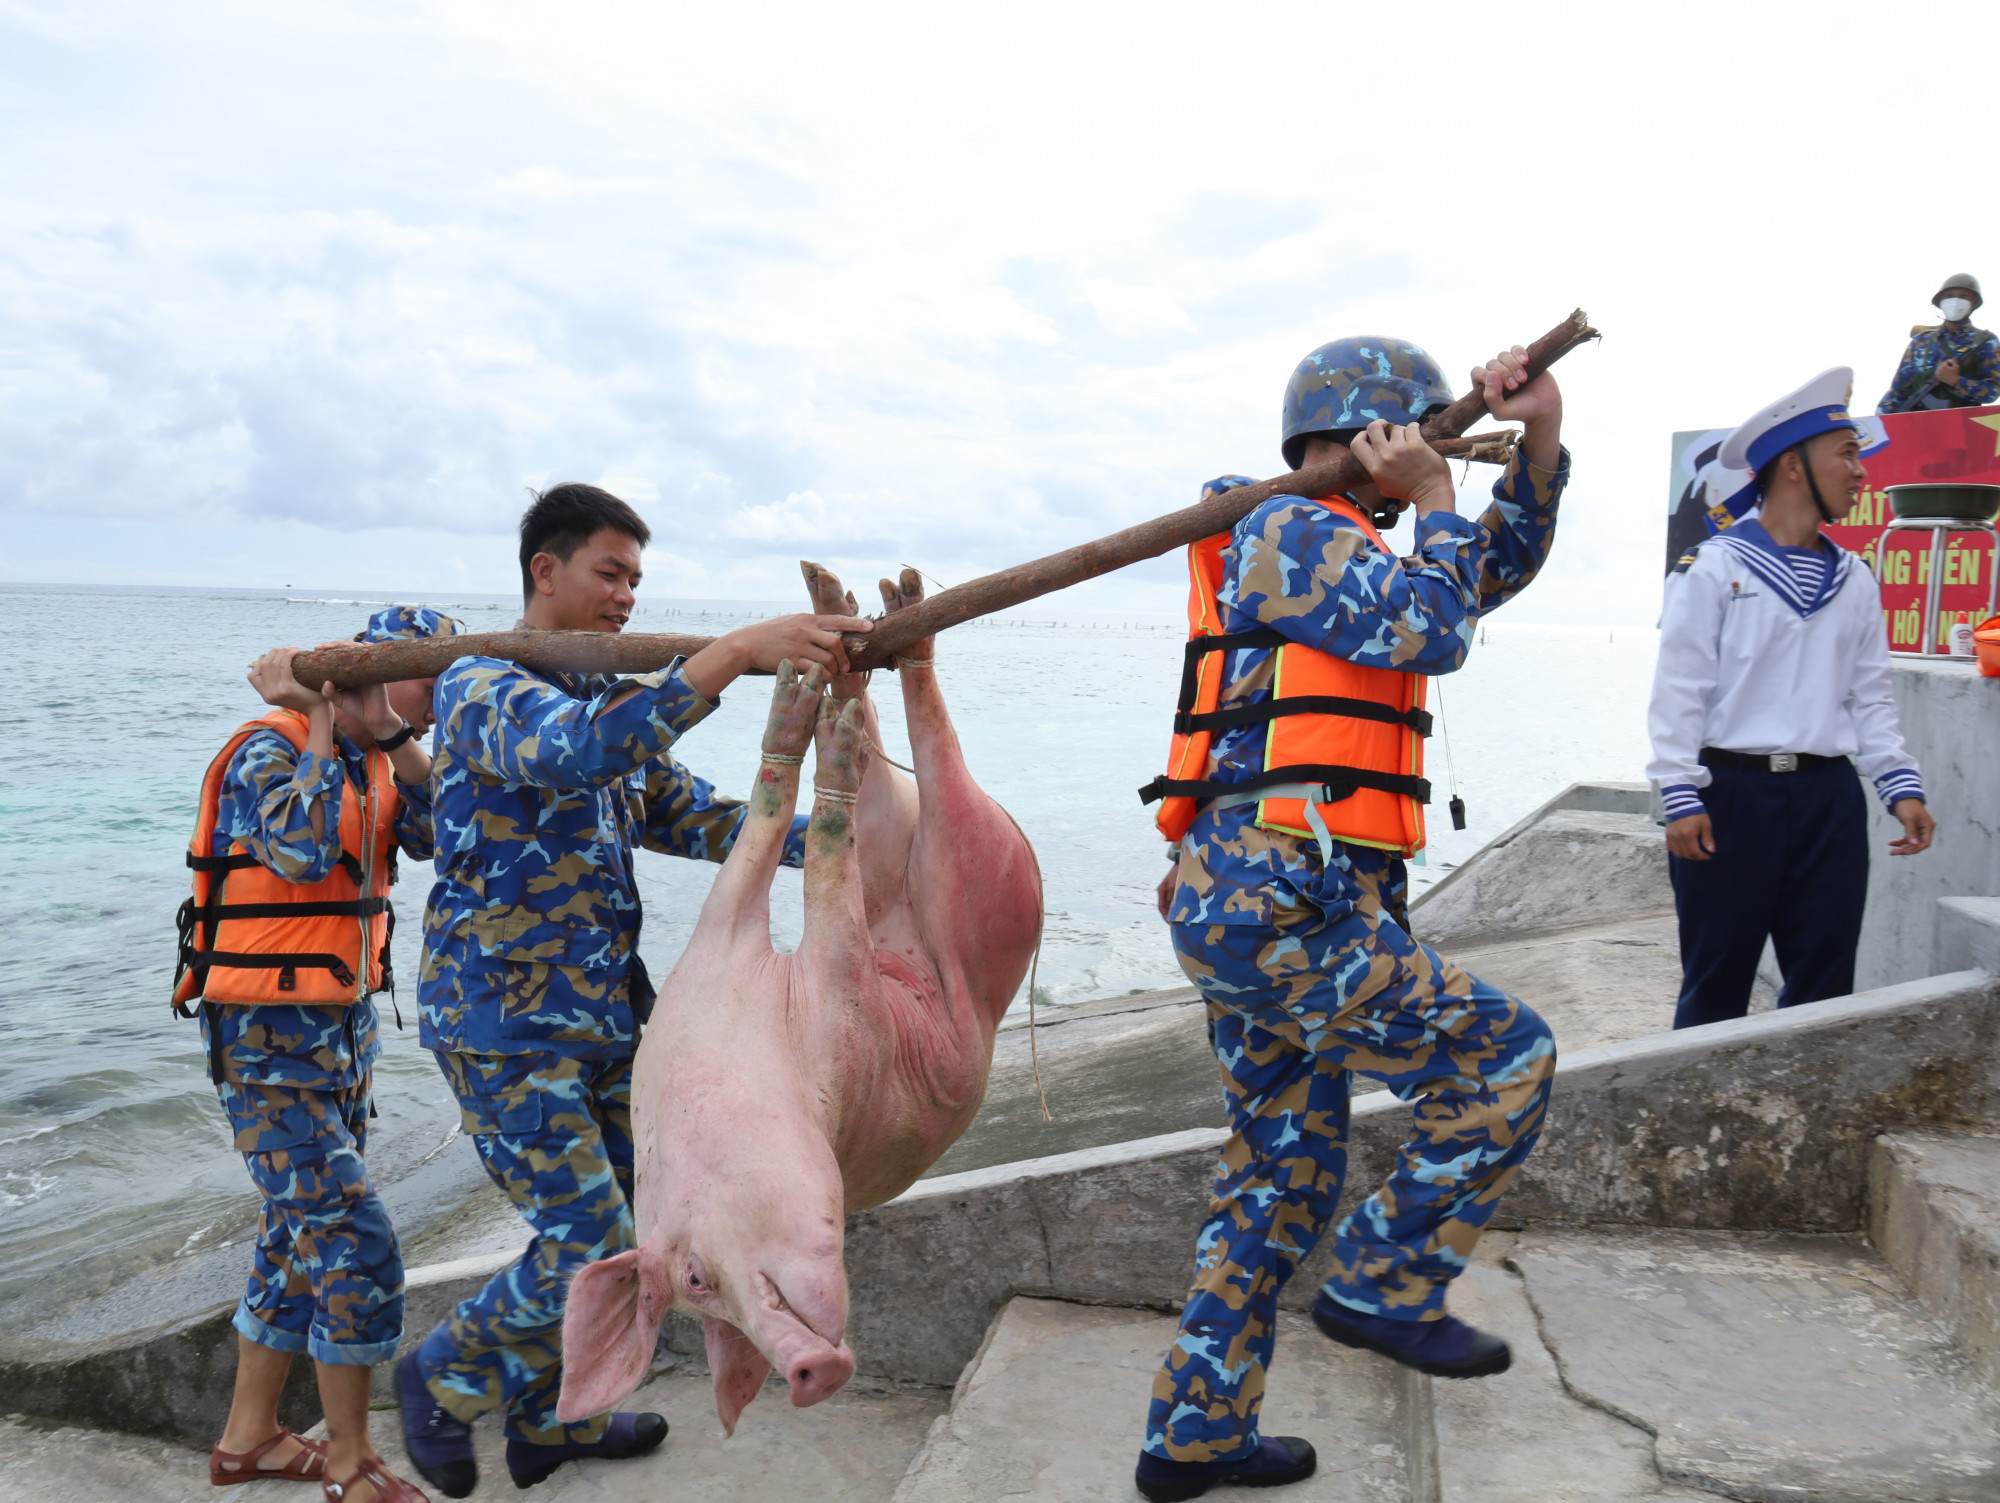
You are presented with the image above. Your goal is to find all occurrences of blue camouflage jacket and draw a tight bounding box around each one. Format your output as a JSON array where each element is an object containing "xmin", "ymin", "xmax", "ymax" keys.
[
  {"xmin": 200, "ymin": 728, "xmax": 435, "ymax": 1089},
  {"xmin": 1167, "ymin": 447, "xmax": 1570, "ymax": 930},
  {"xmin": 1878, "ymin": 323, "xmax": 2000, "ymax": 413},
  {"xmin": 418, "ymin": 658, "xmax": 806, "ymax": 1060}
]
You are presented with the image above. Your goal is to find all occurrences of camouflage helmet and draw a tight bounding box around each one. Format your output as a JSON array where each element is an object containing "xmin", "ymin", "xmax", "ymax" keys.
[
  {"xmin": 357, "ymin": 604, "xmax": 465, "ymax": 644},
  {"xmin": 1934, "ymin": 273, "xmax": 1983, "ymax": 311},
  {"xmin": 1280, "ymin": 336, "xmax": 1454, "ymax": 470}
]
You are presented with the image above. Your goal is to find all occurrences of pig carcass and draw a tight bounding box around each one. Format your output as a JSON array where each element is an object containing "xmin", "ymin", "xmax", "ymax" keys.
[{"xmin": 557, "ymin": 566, "xmax": 1043, "ymax": 1434}]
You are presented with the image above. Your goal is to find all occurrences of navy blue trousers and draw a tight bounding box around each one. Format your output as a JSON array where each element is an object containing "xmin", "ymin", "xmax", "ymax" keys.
[{"xmin": 1668, "ymin": 760, "xmax": 1870, "ymax": 1029}]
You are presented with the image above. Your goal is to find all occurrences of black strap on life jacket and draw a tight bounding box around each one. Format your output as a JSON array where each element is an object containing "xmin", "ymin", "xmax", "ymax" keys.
[
  {"xmin": 1176, "ymin": 696, "xmax": 1433, "ymax": 737},
  {"xmin": 184, "ymin": 949, "xmax": 358, "ymax": 988},
  {"xmin": 1143, "ymin": 631, "xmax": 1433, "ymax": 808},
  {"xmin": 1169, "ymin": 631, "xmax": 1433, "ymax": 736},
  {"xmin": 173, "ymin": 846, "xmax": 381, "ymax": 1013},
  {"xmin": 1138, "ymin": 763, "xmax": 1431, "ymax": 808}
]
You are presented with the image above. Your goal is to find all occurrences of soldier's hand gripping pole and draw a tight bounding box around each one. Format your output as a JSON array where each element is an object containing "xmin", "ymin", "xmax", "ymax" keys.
[{"xmin": 291, "ymin": 310, "xmax": 1595, "ymax": 689}]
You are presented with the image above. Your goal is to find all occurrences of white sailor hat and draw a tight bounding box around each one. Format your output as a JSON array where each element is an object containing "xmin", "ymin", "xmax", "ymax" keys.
[{"xmin": 1718, "ymin": 367, "xmax": 1861, "ymax": 473}]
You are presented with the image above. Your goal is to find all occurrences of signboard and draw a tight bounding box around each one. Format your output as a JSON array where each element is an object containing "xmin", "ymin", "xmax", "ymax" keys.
[{"xmin": 1667, "ymin": 405, "xmax": 2000, "ymax": 651}]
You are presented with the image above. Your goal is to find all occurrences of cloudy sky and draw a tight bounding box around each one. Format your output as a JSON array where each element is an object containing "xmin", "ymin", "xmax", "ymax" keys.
[{"xmin": 1, "ymin": 1, "xmax": 1990, "ymax": 622}]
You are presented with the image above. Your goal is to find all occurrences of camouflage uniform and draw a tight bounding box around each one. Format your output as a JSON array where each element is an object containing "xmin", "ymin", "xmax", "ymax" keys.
[
  {"xmin": 202, "ymin": 720, "xmax": 436, "ymax": 1365},
  {"xmin": 1877, "ymin": 322, "xmax": 2000, "ymax": 413},
  {"xmin": 413, "ymin": 655, "xmax": 805, "ymax": 1445},
  {"xmin": 1146, "ymin": 453, "xmax": 1568, "ymax": 1465}
]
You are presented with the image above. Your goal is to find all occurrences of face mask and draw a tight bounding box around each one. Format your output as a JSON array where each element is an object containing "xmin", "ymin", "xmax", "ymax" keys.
[{"xmin": 1941, "ymin": 297, "xmax": 1974, "ymax": 322}]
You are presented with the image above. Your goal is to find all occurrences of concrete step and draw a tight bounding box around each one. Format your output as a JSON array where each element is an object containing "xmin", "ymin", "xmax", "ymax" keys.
[
  {"xmin": 0, "ymin": 1361, "xmax": 945, "ymax": 1503},
  {"xmin": 1872, "ymin": 1130, "xmax": 2000, "ymax": 1387},
  {"xmin": 1511, "ymin": 1225, "xmax": 2000, "ymax": 1503},
  {"xmin": 893, "ymin": 1295, "xmax": 1418, "ymax": 1502},
  {"xmin": 1430, "ymin": 1235, "xmax": 1707, "ymax": 1502}
]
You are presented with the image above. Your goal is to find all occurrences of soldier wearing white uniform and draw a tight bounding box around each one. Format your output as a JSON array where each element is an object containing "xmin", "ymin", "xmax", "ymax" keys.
[{"xmin": 1647, "ymin": 368, "xmax": 1937, "ymax": 1029}]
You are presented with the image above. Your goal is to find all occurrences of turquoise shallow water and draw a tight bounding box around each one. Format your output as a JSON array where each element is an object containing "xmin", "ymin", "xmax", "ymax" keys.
[{"xmin": 0, "ymin": 582, "xmax": 1659, "ymax": 1321}]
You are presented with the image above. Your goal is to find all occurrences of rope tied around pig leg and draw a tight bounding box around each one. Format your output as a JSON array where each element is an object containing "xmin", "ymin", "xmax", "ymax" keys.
[
  {"xmin": 760, "ymin": 751, "xmax": 805, "ymax": 765},
  {"xmin": 811, "ymin": 786, "xmax": 860, "ymax": 804},
  {"xmin": 865, "ymin": 737, "xmax": 916, "ymax": 774}
]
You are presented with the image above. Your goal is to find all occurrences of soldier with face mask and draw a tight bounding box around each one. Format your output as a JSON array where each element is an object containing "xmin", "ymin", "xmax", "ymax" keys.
[{"xmin": 1878, "ymin": 274, "xmax": 1999, "ymax": 414}]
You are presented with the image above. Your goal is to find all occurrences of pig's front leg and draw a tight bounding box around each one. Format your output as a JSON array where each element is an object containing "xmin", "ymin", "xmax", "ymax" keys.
[
  {"xmin": 880, "ymin": 569, "xmax": 1042, "ymax": 1029},
  {"xmin": 693, "ymin": 659, "xmax": 827, "ymax": 945}
]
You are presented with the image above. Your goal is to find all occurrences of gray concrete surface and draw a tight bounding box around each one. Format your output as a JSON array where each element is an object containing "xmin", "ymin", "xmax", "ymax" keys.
[
  {"xmin": 1858, "ymin": 659, "xmax": 2000, "ymax": 991},
  {"xmin": 466, "ymin": 1363, "xmax": 946, "ymax": 1501},
  {"xmin": 0, "ymin": 1415, "xmax": 215, "ymax": 1503},
  {"xmin": 928, "ymin": 988, "xmax": 1224, "ymax": 1178},
  {"xmin": 1449, "ymin": 915, "xmax": 1682, "ymax": 1052},
  {"xmin": 1514, "ymin": 1226, "xmax": 2000, "ymax": 1503},
  {"xmin": 1411, "ymin": 811, "xmax": 1670, "ymax": 953},
  {"xmin": 1410, "ymin": 779, "xmax": 1665, "ymax": 953},
  {"xmin": 1871, "ymin": 1130, "xmax": 2000, "ymax": 1388},
  {"xmin": 893, "ymin": 1296, "xmax": 1411, "ymax": 1503},
  {"xmin": 1431, "ymin": 1237, "xmax": 1706, "ymax": 1502},
  {"xmin": 0, "ymin": 1363, "xmax": 946, "ymax": 1503},
  {"xmin": 1940, "ymin": 897, "xmax": 2000, "ymax": 978}
]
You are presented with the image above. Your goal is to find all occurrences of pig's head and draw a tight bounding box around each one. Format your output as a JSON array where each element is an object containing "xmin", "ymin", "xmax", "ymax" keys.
[{"xmin": 557, "ymin": 1107, "xmax": 857, "ymax": 1435}]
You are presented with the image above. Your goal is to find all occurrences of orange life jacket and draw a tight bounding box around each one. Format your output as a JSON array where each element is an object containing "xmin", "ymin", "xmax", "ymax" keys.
[
  {"xmin": 171, "ymin": 709, "xmax": 401, "ymax": 1013},
  {"xmin": 1138, "ymin": 496, "xmax": 1432, "ymax": 858}
]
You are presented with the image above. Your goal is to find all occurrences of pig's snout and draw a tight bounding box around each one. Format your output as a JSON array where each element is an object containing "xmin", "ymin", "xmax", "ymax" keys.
[{"xmin": 787, "ymin": 1342, "xmax": 855, "ymax": 1408}]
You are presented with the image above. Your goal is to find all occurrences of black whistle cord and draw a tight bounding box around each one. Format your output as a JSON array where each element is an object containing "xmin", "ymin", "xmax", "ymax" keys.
[{"xmin": 1432, "ymin": 675, "xmax": 1468, "ymax": 832}]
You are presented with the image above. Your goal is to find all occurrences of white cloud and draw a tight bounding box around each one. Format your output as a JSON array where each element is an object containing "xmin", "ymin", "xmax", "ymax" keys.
[{"xmin": 0, "ymin": 1, "xmax": 1989, "ymax": 621}]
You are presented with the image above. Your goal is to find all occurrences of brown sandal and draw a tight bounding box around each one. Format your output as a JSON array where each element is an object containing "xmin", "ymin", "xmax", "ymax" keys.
[
  {"xmin": 323, "ymin": 1460, "xmax": 431, "ymax": 1502},
  {"xmin": 210, "ymin": 1425, "xmax": 328, "ymax": 1485}
]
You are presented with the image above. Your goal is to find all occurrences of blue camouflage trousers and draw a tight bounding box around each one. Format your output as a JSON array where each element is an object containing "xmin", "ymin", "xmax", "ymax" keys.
[
  {"xmin": 415, "ymin": 1049, "xmax": 636, "ymax": 1446},
  {"xmin": 215, "ymin": 1074, "xmax": 404, "ymax": 1365},
  {"xmin": 1145, "ymin": 893, "xmax": 1555, "ymax": 1463}
]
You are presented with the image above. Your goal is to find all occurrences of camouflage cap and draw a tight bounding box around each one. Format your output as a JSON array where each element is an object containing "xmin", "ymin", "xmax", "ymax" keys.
[
  {"xmin": 1281, "ymin": 336, "xmax": 1454, "ymax": 470},
  {"xmin": 356, "ymin": 605, "xmax": 465, "ymax": 644}
]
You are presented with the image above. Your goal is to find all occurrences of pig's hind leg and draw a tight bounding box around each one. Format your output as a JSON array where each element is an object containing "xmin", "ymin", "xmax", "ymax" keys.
[
  {"xmin": 880, "ymin": 570, "xmax": 1042, "ymax": 1027},
  {"xmin": 798, "ymin": 698, "xmax": 878, "ymax": 979}
]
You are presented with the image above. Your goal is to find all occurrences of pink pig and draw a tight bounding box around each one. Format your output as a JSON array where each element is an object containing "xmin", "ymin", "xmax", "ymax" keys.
[{"xmin": 557, "ymin": 566, "xmax": 1042, "ymax": 1434}]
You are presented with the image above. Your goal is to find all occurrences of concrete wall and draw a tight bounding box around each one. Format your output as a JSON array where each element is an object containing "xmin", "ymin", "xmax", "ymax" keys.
[{"xmin": 1857, "ymin": 659, "xmax": 2000, "ymax": 989}]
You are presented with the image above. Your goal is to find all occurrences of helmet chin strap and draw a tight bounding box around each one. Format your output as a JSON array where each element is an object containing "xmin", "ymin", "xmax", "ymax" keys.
[{"xmin": 1792, "ymin": 441, "xmax": 1842, "ymax": 527}]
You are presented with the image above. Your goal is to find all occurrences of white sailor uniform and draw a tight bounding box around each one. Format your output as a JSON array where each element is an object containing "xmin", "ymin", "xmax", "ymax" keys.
[{"xmin": 1646, "ymin": 372, "xmax": 1925, "ymax": 1028}]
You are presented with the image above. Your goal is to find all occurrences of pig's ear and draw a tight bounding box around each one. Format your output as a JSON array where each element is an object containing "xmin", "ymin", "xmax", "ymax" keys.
[{"xmin": 556, "ymin": 1250, "xmax": 657, "ymax": 1422}]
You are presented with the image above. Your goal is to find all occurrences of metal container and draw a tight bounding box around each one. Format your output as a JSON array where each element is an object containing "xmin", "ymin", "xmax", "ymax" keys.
[{"xmin": 1887, "ymin": 483, "xmax": 2000, "ymax": 521}]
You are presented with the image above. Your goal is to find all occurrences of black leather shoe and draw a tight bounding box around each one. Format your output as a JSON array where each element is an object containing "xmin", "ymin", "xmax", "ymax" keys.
[{"xmin": 1134, "ymin": 1436, "xmax": 1318, "ymax": 1501}]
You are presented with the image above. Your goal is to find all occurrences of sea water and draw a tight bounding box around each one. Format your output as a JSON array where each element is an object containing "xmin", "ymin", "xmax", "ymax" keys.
[{"xmin": 0, "ymin": 582, "xmax": 1659, "ymax": 1321}]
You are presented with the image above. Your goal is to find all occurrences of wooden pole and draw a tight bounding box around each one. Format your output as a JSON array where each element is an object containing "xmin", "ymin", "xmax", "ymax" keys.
[{"xmin": 291, "ymin": 310, "xmax": 1594, "ymax": 689}]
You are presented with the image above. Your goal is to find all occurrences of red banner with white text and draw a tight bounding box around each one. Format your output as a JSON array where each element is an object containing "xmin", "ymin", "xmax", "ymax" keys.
[{"xmin": 1668, "ymin": 404, "xmax": 2000, "ymax": 651}]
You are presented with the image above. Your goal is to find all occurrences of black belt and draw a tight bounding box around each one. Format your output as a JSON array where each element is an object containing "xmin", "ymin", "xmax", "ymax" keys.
[{"xmin": 1699, "ymin": 748, "xmax": 1849, "ymax": 774}]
